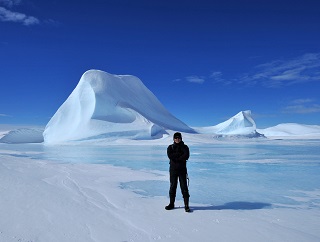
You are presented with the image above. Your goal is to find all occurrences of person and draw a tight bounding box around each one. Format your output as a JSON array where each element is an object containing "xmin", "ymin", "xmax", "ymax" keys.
[{"xmin": 165, "ymin": 132, "xmax": 191, "ymax": 212}]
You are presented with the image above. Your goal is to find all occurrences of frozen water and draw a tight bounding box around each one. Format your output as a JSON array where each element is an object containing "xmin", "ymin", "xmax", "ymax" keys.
[{"xmin": 1, "ymin": 139, "xmax": 319, "ymax": 209}]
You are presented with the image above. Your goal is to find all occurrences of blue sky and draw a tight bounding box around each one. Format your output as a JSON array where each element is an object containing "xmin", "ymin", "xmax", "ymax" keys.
[{"xmin": 1, "ymin": 0, "xmax": 320, "ymax": 128}]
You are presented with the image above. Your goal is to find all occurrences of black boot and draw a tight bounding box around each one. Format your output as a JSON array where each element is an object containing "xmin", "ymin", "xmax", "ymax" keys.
[
  {"xmin": 184, "ymin": 197, "xmax": 190, "ymax": 212},
  {"xmin": 165, "ymin": 203, "xmax": 174, "ymax": 210},
  {"xmin": 165, "ymin": 196, "xmax": 175, "ymax": 210}
]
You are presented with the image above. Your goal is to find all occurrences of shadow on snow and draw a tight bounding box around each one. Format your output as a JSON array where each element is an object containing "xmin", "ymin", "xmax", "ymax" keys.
[{"xmin": 191, "ymin": 201, "xmax": 272, "ymax": 211}]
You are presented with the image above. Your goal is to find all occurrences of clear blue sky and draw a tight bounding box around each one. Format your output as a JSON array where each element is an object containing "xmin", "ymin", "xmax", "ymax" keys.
[{"xmin": 1, "ymin": 0, "xmax": 320, "ymax": 128}]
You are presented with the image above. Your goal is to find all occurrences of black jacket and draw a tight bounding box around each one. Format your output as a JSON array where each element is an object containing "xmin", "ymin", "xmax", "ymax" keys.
[{"xmin": 167, "ymin": 141, "xmax": 190, "ymax": 171}]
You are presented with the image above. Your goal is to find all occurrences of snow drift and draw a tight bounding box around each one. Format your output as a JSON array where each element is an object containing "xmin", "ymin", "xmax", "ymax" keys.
[
  {"xmin": 43, "ymin": 70, "xmax": 194, "ymax": 143},
  {"xmin": 258, "ymin": 123, "xmax": 320, "ymax": 139},
  {"xmin": 0, "ymin": 128, "xmax": 44, "ymax": 144}
]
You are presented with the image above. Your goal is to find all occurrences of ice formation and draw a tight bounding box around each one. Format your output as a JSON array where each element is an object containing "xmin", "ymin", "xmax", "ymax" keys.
[
  {"xmin": 195, "ymin": 110, "xmax": 263, "ymax": 137},
  {"xmin": 2, "ymin": 70, "xmax": 320, "ymax": 144},
  {"xmin": 43, "ymin": 70, "xmax": 194, "ymax": 143}
]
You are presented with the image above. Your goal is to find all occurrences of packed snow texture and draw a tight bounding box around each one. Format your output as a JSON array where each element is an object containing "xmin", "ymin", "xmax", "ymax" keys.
[{"xmin": 43, "ymin": 70, "xmax": 194, "ymax": 143}]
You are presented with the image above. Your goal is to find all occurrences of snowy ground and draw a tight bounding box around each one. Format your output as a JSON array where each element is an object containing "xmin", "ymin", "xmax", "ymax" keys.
[{"xmin": 1, "ymin": 143, "xmax": 320, "ymax": 242}]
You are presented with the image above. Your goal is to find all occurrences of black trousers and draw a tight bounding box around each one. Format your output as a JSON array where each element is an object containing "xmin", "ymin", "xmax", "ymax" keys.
[{"xmin": 169, "ymin": 169, "xmax": 190, "ymax": 199}]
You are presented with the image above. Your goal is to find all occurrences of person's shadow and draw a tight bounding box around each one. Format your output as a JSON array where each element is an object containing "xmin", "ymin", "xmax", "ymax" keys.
[{"xmin": 191, "ymin": 201, "xmax": 272, "ymax": 211}]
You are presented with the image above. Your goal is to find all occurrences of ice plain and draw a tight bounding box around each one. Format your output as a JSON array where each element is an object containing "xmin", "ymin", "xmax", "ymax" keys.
[{"xmin": 1, "ymin": 138, "xmax": 320, "ymax": 242}]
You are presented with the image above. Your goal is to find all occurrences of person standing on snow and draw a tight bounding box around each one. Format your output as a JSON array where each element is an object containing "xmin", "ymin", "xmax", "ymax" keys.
[{"xmin": 165, "ymin": 132, "xmax": 190, "ymax": 212}]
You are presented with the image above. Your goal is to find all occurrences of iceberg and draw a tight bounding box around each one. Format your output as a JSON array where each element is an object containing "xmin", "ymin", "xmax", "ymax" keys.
[
  {"xmin": 195, "ymin": 110, "xmax": 264, "ymax": 138},
  {"xmin": 2, "ymin": 70, "xmax": 320, "ymax": 144},
  {"xmin": 43, "ymin": 70, "xmax": 194, "ymax": 143}
]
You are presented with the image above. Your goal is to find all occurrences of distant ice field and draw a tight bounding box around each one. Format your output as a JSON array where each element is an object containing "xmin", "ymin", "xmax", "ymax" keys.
[{"xmin": 1, "ymin": 139, "xmax": 319, "ymax": 210}]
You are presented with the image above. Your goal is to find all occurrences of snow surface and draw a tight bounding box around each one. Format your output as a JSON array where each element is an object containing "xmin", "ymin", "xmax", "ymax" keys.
[
  {"xmin": 0, "ymin": 128, "xmax": 44, "ymax": 143},
  {"xmin": 258, "ymin": 123, "xmax": 320, "ymax": 139},
  {"xmin": 1, "ymin": 144, "xmax": 320, "ymax": 242}
]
